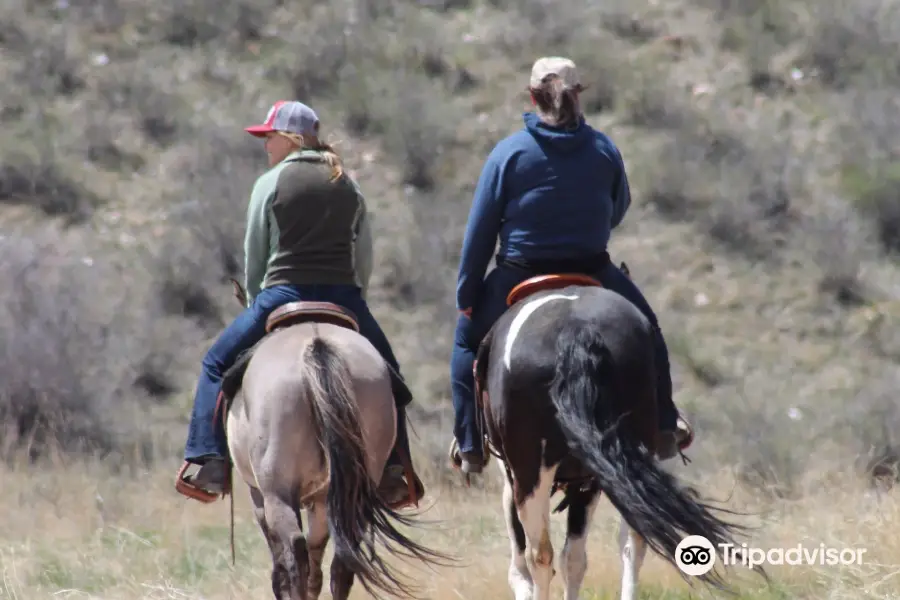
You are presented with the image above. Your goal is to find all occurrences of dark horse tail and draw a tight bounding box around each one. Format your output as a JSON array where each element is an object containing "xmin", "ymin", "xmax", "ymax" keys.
[
  {"xmin": 549, "ymin": 321, "xmax": 755, "ymax": 592},
  {"xmin": 302, "ymin": 337, "xmax": 452, "ymax": 599}
]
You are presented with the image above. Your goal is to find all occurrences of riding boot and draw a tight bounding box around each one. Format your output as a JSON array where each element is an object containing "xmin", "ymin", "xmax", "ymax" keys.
[
  {"xmin": 178, "ymin": 373, "xmax": 231, "ymax": 502},
  {"xmin": 657, "ymin": 417, "xmax": 694, "ymax": 460},
  {"xmin": 175, "ymin": 456, "xmax": 229, "ymax": 502},
  {"xmin": 449, "ymin": 438, "xmax": 485, "ymax": 474},
  {"xmin": 377, "ymin": 404, "xmax": 425, "ymax": 509},
  {"xmin": 656, "ymin": 391, "xmax": 693, "ymax": 460}
]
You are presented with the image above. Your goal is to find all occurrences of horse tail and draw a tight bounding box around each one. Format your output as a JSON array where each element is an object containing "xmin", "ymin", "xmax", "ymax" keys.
[
  {"xmin": 301, "ymin": 335, "xmax": 452, "ymax": 599},
  {"xmin": 548, "ymin": 320, "xmax": 755, "ymax": 592}
]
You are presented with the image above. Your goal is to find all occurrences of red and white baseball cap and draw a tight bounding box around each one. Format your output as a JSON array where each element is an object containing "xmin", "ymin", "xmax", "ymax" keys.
[{"xmin": 245, "ymin": 100, "xmax": 320, "ymax": 138}]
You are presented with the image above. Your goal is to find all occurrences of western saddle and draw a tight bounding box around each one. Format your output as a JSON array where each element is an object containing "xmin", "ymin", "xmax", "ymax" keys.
[
  {"xmin": 265, "ymin": 301, "xmax": 359, "ymax": 334},
  {"xmin": 505, "ymin": 273, "xmax": 604, "ymax": 307}
]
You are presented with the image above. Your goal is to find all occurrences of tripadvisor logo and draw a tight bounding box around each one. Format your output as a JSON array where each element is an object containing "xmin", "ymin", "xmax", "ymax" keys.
[
  {"xmin": 674, "ymin": 535, "xmax": 867, "ymax": 575},
  {"xmin": 675, "ymin": 535, "xmax": 717, "ymax": 576}
]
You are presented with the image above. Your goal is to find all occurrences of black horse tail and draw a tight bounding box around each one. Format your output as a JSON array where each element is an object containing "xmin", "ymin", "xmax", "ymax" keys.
[
  {"xmin": 302, "ymin": 336, "xmax": 453, "ymax": 599},
  {"xmin": 549, "ymin": 320, "xmax": 757, "ymax": 592}
]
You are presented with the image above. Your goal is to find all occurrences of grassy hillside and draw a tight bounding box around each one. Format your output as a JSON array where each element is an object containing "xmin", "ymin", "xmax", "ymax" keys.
[{"xmin": 2, "ymin": 0, "xmax": 900, "ymax": 597}]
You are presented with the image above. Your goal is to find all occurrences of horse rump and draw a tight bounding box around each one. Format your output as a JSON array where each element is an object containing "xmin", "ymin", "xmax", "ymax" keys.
[{"xmin": 548, "ymin": 318, "xmax": 759, "ymax": 592}]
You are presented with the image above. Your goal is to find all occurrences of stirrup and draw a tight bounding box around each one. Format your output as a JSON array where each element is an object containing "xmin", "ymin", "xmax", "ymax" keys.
[
  {"xmin": 448, "ymin": 438, "xmax": 464, "ymax": 470},
  {"xmin": 448, "ymin": 438, "xmax": 484, "ymax": 474},
  {"xmin": 174, "ymin": 462, "xmax": 225, "ymax": 503},
  {"xmin": 384, "ymin": 471, "xmax": 425, "ymax": 511},
  {"xmin": 384, "ymin": 449, "xmax": 425, "ymax": 511}
]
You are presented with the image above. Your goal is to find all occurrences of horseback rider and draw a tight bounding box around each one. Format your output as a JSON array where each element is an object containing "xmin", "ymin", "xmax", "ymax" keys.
[
  {"xmin": 176, "ymin": 100, "xmax": 423, "ymax": 508},
  {"xmin": 449, "ymin": 57, "xmax": 693, "ymax": 474}
]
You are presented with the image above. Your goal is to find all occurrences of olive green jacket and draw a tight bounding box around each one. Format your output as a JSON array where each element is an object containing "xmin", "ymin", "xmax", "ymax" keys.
[{"xmin": 243, "ymin": 149, "xmax": 374, "ymax": 305}]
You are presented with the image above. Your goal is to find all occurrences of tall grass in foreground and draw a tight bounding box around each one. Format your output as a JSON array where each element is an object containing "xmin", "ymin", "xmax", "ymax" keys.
[{"xmin": 1, "ymin": 440, "xmax": 898, "ymax": 599}]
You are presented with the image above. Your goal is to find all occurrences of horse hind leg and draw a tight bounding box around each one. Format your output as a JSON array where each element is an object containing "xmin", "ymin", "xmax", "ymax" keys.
[
  {"xmin": 249, "ymin": 487, "xmax": 289, "ymax": 597},
  {"xmin": 263, "ymin": 491, "xmax": 309, "ymax": 600},
  {"xmin": 514, "ymin": 453, "xmax": 559, "ymax": 600},
  {"xmin": 617, "ymin": 515, "xmax": 648, "ymax": 600},
  {"xmin": 500, "ymin": 460, "xmax": 533, "ymax": 600},
  {"xmin": 305, "ymin": 502, "xmax": 329, "ymax": 600},
  {"xmin": 560, "ymin": 487, "xmax": 601, "ymax": 600},
  {"xmin": 329, "ymin": 555, "xmax": 354, "ymax": 600}
]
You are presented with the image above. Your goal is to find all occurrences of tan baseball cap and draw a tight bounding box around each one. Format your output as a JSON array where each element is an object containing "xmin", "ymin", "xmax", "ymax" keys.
[{"xmin": 529, "ymin": 56, "xmax": 583, "ymax": 89}]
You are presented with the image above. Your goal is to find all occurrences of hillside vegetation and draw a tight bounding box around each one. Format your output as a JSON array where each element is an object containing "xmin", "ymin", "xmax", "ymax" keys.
[{"xmin": 2, "ymin": 0, "xmax": 900, "ymax": 597}]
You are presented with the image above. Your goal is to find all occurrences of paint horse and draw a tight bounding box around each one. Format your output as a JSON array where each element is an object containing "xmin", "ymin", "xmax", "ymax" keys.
[
  {"xmin": 469, "ymin": 272, "xmax": 754, "ymax": 600},
  {"xmin": 177, "ymin": 285, "xmax": 450, "ymax": 600}
]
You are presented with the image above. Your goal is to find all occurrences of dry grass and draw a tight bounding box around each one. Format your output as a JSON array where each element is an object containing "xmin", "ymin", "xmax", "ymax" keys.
[
  {"xmin": 3, "ymin": 0, "xmax": 900, "ymax": 596},
  {"xmin": 1, "ymin": 446, "xmax": 899, "ymax": 599}
]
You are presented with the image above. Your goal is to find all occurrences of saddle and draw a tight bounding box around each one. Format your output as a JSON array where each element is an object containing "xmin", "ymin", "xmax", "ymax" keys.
[
  {"xmin": 265, "ymin": 301, "xmax": 360, "ymax": 334},
  {"xmin": 505, "ymin": 273, "xmax": 604, "ymax": 307}
]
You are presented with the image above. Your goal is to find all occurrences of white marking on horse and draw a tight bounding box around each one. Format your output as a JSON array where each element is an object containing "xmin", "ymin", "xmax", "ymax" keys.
[
  {"xmin": 499, "ymin": 458, "xmax": 533, "ymax": 600},
  {"xmin": 618, "ymin": 515, "xmax": 648, "ymax": 600},
  {"xmin": 516, "ymin": 440, "xmax": 559, "ymax": 600},
  {"xmin": 503, "ymin": 293, "xmax": 579, "ymax": 369},
  {"xmin": 560, "ymin": 493, "xmax": 601, "ymax": 600}
]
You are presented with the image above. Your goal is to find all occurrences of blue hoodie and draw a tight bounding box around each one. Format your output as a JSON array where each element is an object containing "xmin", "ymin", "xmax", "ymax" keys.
[{"xmin": 456, "ymin": 112, "xmax": 632, "ymax": 311}]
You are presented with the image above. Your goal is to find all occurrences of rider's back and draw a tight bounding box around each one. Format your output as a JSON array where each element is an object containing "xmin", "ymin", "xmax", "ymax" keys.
[
  {"xmin": 247, "ymin": 149, "xmax": 367, "ymax": 295},
  {"xmin": 486, "ymin": 112, "xmax": 630, "ymax": 261}
]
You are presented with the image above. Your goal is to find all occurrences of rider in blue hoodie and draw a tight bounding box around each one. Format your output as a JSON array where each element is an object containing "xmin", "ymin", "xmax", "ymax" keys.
[{"xmin": 449, "ymin": 57, "xmax": 692, "ymax": 474}]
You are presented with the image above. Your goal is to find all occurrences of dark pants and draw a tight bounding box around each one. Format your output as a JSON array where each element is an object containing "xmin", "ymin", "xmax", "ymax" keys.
[
  {"xmin": 450, "ymin": 260, "xmax": 677, "ymax": 455},
  {"xmin": 184, "ymin": 283, "xmax": 405, "ymax": 464}
]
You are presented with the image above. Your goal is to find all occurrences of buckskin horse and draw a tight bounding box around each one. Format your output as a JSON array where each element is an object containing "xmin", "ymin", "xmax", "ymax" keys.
[
  {"xmin": 465, "ymin": 271, "xmax": 757, "ymax": 600},
  {"xmin": 177, "ymin": 282, "xmax": 450, "ymax": 600}
]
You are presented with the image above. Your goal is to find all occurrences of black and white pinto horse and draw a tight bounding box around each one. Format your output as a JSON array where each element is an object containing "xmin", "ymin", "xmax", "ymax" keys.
[{"xmin": 471, "ymin": 274, "xmax": 754, "ymax": 600}]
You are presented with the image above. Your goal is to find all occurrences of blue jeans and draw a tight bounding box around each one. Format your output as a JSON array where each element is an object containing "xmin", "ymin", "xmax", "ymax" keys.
[
  {"xmin": 184, "ymin": 283, "xmax": 403, "ymax": 463},
  {"xmin": 450, "ymin": 261, "xmax": 676, "ymax": 455}
]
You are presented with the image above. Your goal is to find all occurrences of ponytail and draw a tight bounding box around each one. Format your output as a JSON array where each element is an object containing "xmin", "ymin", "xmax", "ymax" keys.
[
  {"xmin": 314, "ymin": 141, "xmax": 344, "ymax": 182},
  {"xmin": 276, "ymin": 132, "xmax": 344, "ymax": 181},
  {"xmin": 530, "ymin": 75, "xmax": 583, "ymax": 128}
]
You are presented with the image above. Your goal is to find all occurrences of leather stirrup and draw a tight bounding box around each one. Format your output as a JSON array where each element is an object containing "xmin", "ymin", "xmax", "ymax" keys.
[
  {"xmin": 386, "ymin": 448, "xmax": 424, "ymax": 510},
  {"xmin": 174, "ymin": 462, "xmax": 223, "ymax": 504}
]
